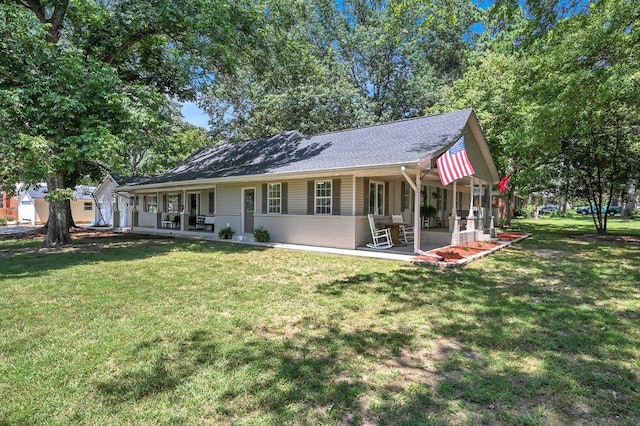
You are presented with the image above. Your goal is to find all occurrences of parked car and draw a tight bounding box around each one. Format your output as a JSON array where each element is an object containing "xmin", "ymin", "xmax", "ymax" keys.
[
  {"xmin": 539, "ymin": 205, "xmax": 559, "ymax": 215},
  {"xmin": 576, "ymin": 205, "xmax": 621, "ymax": 216}
]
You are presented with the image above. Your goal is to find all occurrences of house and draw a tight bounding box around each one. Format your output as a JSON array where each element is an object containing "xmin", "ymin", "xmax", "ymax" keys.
[
  {"xmin": 93, "ymin": 174, "xmax": 146, "ymax": 228},
  {"xmin": 17, "ymin": 184, "xmax": 96, "ymax": 225},
  {"xmin": 118, "ymin": 109, "xmax": 500, "ymax": 253},
  {"xmin": 0, "ymin": 189, "xmax": 19, "ymax": 220}
]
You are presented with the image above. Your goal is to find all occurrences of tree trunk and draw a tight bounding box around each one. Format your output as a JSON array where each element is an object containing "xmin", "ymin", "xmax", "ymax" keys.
[
  {"xmin": 623, "ymin": 179, "xmax": 637, "ymax": 219},
  {"xmin": 65, "ymin": 198, "xmax": 77, "ymax": 228},
  {"xmin": 504, "ymin": 188, "xmax": 513, "ymax": 226},
  {"xmin": 43, "ymin": 173, "xmax": 72, "ymax": 246}
]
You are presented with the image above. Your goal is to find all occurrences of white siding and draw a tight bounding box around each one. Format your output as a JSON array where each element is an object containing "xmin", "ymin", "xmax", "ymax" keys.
[
  {"xmin": 256, "ymin": 215, "xmax": 361, "ymax": 249},
  {"xmin": 465, "ymin": 126, "xmax": 493, "ymax": 183}
]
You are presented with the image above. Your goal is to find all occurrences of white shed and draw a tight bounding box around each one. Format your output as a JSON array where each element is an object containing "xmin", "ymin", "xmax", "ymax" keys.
[{"xmin": 93, "ymin": 174, "xmax": 135, "ymax": 228}]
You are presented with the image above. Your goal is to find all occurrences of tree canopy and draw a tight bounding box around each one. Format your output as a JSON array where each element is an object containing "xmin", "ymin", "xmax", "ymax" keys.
[{"xmin": 0, "ymin": 0, "xmax": 258, "ymax": 245}]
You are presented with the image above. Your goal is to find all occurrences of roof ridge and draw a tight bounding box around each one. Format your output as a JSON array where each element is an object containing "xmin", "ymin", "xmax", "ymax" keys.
[
  {"xmin": 301, "ymin": 108, "xmax": 473, "ymax": 139},
  {"xmin": 199, "ymin": 108, "xmax": 473, "ymax": 150}
]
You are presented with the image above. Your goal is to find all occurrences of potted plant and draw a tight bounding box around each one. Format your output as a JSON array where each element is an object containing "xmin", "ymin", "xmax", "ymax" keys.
[
  {"xmin": 421, "ymin": 204, "xmax": 437, "ymax": 227},
  {"xmin": 253, "ymin": 226, "xmax": 270, "ymax": 242},
  {"xmin": 218, "ymin": 225, "xmax": 235, "ymax": 240}
]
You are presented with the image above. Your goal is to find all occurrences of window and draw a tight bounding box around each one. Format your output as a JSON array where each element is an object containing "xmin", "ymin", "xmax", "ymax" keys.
[
  {"xmin": 144, "ymin": 195, "xmax": 157, "ymax": 213},
  {"xmin": 369, "ymin": 181, "xmax": 385, "ymax": 215},
  {"xmin": 268, "ymin": 183, "xmax": 281, "ymax": 214},
  {"xmin": 208, "ymin": 190, "xmax": 215, "ymax": 214},
  {"xmin": 84, "ymin": 202, "xmax": 93, "ymax": 211},
  {"xmin": 402, "ymin": 182, "xmax": 411, "ymax": 210},
  {"xmin": 21, "ymin": 200, "xmax": 32, "ymax": 205},
  {"xmin": 315, "ymin": 180, "xmax": 332, "ymax": 215},
  {"xmin": 166, "ymin": 194, "xmax": 180, "ymax": 213}
]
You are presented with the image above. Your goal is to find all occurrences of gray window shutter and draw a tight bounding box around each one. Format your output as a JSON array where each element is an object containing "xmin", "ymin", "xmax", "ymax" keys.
[
  {"xmin": 384, "ymin": 181, "xmax": 389, "ymax": 215},
  {"xmin": 401, "ymin": 181, "xmax": 406, "ymax": 210},
  {"xmin": 282, "ymin": 182, "xmax": 288, "ymax": 214},
  {"xmin": 162, "ymin": 194, "xmax": 166, "ymax": 212},
  {"xmin": 262, "ymin": 184, "xmax": 267, "ymax": 214},
  {"xmin": 332, "ymin": 179, "xmax": 341, "ymax": 215},
  {"xmin": 363, "ymin": 178, "xmax": 369, "ymax": 215},
  {"xmin": 307, "ymin": 180, "xmax": 314, "ymax": 215}
]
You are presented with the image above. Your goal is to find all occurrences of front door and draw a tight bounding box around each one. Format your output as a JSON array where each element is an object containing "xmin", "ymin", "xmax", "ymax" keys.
[
  {"xmin": 243, "ymin": 188, "xmax": 255, "ymax": 233},
  {"xmin": 188, "ymin": 193, "xmax": 200, "ymax": 227}
]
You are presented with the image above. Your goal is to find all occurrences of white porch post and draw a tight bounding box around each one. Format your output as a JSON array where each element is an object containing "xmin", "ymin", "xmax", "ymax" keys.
[
  {"xmin": 467, "ymin": 177, "xmax": 476, "ymax": 232},
  {"xmin": 400, "ymin": 166, "xmax": 422, "ymax": 254},
  {"xmin": 181, "ymin": 189, "xmax": 187, "ymax": 231},
  {"xmin": 414, "ymin": 171, "xmax": 421, "ymax": 254},
  {"xmin": 450, "ymin": 181, "xmax": 457, "ymax": 232},
  {"xmin": 478, "ymin": 183, "xmax": 484, "ymax": 227}
]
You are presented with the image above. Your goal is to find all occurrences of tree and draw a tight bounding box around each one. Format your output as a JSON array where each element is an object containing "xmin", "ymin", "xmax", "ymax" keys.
[
  {"xmin": 203, "ymin": 0, "xmax": 481, "ymax": 140},
  {"xmin": 0, "ymin": 0, "xmax": 258, "ymax": 245},
  {"xmin": 524, "ymin": 0, "xmax": 640, "ymax": 233}
]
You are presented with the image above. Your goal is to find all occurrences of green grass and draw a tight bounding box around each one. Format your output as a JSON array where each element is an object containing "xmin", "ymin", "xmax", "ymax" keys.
[{"xmin": 1, "ymin": 217, "xmax": 639, "ymax": 425}]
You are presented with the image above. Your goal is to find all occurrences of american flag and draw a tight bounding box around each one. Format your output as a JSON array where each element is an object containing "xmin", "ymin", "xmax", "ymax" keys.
[{"xmin": 436, "ymin": 136, "xmax": 475, "ymax": 187}]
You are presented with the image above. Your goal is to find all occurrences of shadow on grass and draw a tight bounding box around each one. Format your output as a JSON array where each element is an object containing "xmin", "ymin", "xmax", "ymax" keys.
[
  {"xmin": 95, "ymin": 327, "xmax": 414, "ymax": 424},
  {"xmin": 0, "ymin": 235, "xmax": 266, "ymax": 280},
  {"xmin": 315, "ymin": 237, "xmax": 640, "ymax": 423}
]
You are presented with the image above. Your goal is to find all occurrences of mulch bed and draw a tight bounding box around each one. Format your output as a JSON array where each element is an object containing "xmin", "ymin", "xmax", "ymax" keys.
[
  {"xmin": 496, "ymin": 231, "xmax": 526, "ymax": 241},
  {"xmin": 414, "ymin": 232, "xmax": 529, "ymax": 265},
  {"xmin": 0, "ymin": 227, "xmax": 165, "ymax": 241}
]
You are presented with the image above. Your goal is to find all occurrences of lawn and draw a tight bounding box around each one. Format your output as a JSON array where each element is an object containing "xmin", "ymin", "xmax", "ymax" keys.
[{"xmin": 1, "ymin": 217, "xmax": 639, "ymax": 425}]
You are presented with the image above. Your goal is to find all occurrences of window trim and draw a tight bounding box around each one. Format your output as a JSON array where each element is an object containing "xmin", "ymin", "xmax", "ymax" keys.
[
  {"xmin": 166, "ymin": 193, "xmax": 180, "ymax": 213},
  {"xmin": 267, "ymin": 183, "xmax": 282, "ymax": 214},
  {"xmin": 144, "ymin": 194, "xmax": 158, "ymax": 213},
  {"xmin": 208, "ymin": 189, "xmax": 216, "ymax": 214},
  {"xmin": 314, "ymin": 180, "xmax": 332, "ymax": 215},
  {"xmin": 369, "ymin": 180, "xmax": 385, "ymax": 216}
]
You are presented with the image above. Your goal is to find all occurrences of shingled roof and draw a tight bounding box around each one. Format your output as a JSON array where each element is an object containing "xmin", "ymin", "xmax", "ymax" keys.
[{"xmin": 129, "ymin": 108, "xmax": 474, "ymax": 186}]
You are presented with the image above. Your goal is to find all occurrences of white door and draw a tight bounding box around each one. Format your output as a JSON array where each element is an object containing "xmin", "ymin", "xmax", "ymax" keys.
[
  {"xmin": 18, "ymin": 199, "xmax": 34, "ymax": 223},
  {"xmin": 98, "ymin": 203, "xmax": 111, "ymax": 226}
]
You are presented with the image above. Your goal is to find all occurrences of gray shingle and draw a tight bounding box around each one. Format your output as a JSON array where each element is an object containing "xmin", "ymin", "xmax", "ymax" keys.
[{"xmin": 132, "ymin": 109, "xmax": 472, "ymax": 185}]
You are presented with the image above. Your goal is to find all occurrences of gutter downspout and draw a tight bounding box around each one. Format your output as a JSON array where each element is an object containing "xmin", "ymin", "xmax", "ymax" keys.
[{"xmin": 401, "ymin": 166, "xmax": 422, "ymax": 254}]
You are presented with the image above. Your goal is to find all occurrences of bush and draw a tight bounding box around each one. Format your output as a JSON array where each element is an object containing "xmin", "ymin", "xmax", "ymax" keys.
[
  {"xmin": 218, "ymin": 226, "xmax": 234, "ymax": 240},
  {"xmin": 0, "ymin": 217, "xmax": 8, "ymax": 227},
  {"xmin": 253, "ymin": 226, "xmax": 270, "ymax": 243}
]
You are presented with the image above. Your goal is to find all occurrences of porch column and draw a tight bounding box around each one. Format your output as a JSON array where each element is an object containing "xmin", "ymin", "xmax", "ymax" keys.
[
  {"xmin": 181, "ymin": 189, "xmax": 187, "ymax": 231},
  {"xmin": 113, "ymin": 194, "xmax": 120, "ymax": 228},
  {"xmin": 400, "ymin": 165, "xmax": 422, "ymax": 254},
  {"xmin": 479, "ymin": 183, "xmax": 485, "ymax": 228},
  {"xmin": 414, "ymin": 171, "xmax": 421, "ymax": 254},
  {"xmin": 449, "ymin": 181, "xmax": 457, "ymax": 232},
  {"xmin": 467, "ymin": 177, "xmax": 476, "ymax": 232}
]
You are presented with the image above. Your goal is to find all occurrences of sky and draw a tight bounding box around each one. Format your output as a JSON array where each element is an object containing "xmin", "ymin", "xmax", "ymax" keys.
[{"xmin": 181, "ymin": 101, "xmax": 210, "ymax": 128}]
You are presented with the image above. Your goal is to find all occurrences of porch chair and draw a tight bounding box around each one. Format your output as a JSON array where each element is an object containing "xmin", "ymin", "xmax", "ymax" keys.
[
  {"xmin": 195, "ymin": 215, "xmax": 205, "ymax": 230},
  {"xmin": 366, "ymin": 214, "xmax": 394, "ymax": 249},
  {"xmin": 392, "ymin": 214, "xmax": 414, "ymax": 243}
]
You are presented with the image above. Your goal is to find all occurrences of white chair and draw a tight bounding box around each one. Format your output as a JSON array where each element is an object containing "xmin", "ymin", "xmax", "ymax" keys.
[
  {"xmin": 366, "ymin": 214, "xmax": 393, "ymax": 249},
  {"xmin": 392, "ymin": 214, "xmax": 414, "ymax": 243},
  {"xmin": 195, "ymin": 215, "xmax": 205, "ymax": 230}
]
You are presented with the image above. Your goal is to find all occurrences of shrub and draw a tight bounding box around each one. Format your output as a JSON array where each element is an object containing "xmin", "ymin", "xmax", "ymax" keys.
[
  {"xmin": 218, "ymin": 226, "xmax": 235, "ymax": 240},
  {"xmin": 253, "ymin": 226, "xmax": 270, "ymax": 243},
  {"xmin": 0, "ymin": 217, "xmax": 8, "ymax": 227}
]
